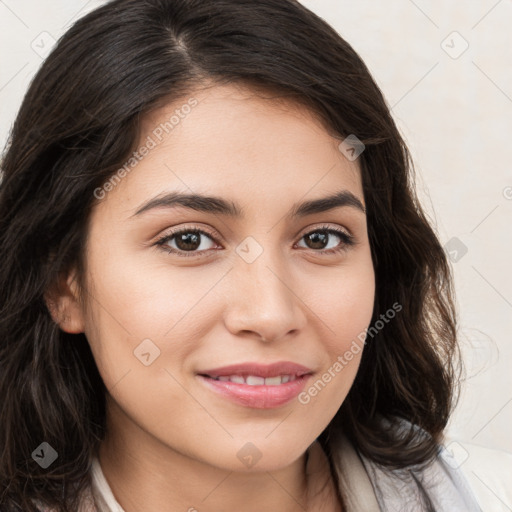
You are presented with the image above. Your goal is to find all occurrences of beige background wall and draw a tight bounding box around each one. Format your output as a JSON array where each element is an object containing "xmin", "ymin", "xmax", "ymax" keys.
[{"xmin": 1, "ymin": 0, "xmax": 511, "ymax": 460}]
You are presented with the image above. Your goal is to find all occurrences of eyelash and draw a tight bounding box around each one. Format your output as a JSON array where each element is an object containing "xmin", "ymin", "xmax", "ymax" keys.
[{"xmin": 154, "ymin": 224, "xmax": 356, "ymax": 259}]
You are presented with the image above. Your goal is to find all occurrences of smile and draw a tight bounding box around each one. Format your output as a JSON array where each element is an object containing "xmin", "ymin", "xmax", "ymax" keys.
[{"xmin": 196, "ymin": 361, "xmax": 313, "ymax": 409}]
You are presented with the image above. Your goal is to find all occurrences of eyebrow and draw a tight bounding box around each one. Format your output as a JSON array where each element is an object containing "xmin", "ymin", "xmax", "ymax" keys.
[{"xmin": 131, "ymin": 189, "xmax": 366, "ymax": 219}]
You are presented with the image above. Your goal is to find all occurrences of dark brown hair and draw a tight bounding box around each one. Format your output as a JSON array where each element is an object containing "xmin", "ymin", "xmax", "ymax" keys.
[{"xmin": 0, "ymin": 0, "xmax": 460, "ymax": 510}]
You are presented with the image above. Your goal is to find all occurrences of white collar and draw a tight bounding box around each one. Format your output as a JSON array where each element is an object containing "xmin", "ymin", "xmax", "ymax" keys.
[{"xmin": 89, "ymin": 455, "xmax": 126, "ymax": 512}]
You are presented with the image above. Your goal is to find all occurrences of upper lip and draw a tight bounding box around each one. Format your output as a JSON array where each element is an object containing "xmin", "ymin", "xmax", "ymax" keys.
[{"xmin": 198, "ymin": 361, "xmax": 313, "ymax": 379}]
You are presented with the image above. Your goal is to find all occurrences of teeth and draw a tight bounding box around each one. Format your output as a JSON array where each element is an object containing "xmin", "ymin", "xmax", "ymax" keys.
[
  {"xmin": 211, "ymin": 374, "xmax": 298, "ymax": 385},
  {"xmin": 246, "ymin": 376, "xmax": 265, "ymax": 386}
]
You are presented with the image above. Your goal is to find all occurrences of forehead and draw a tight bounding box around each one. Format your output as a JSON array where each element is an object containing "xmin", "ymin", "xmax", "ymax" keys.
[{"xmin": 95, "ymin": 83, "xmax": 363, "ymax": 219}]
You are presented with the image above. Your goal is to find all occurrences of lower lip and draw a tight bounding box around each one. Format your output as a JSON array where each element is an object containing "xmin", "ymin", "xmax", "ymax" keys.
[{"xmin": 197, "ymin": 374, "xmax": 311, "ymax": 409}]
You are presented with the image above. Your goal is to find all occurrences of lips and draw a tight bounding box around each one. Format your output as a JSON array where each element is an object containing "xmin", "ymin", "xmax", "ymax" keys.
[{"xmin": 197, "ymin": 361, "xmax": 313, "ymax": 409}]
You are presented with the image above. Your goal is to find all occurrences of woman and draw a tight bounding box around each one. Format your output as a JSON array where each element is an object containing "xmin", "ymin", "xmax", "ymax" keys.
[{"xmin": 0, "ymin": 0, "xmax": 482, "ymax": 510}]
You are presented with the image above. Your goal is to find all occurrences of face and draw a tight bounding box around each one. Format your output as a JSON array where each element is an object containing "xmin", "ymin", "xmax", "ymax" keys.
[{"xmin": 58, "ymin": 83, "xmax": 375, "ymax": 473}]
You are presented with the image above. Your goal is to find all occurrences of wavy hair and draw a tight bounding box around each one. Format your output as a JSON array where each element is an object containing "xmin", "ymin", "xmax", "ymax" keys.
[{"xmin": 0, "ymin": 0, "xmax": 460, "ymax": 510}]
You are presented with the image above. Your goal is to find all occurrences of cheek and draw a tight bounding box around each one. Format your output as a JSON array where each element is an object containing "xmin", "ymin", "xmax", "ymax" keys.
[
  {"xmin": 331, "ymin": 273, "xmax": 375, "ymax": 352},
  {"xmin": 83, "ymin": 233, "xmax": 223, "ymax": 344},
  {"xmin": 309, "ymin": 254, "xmax": 376, "ymax": 352},
  {"xmin": 83, "ymin": 299, "xmax": 205, "ymax": 443},
  {"xmin": 298, "ymin": 257, "xmax": 375, "ymax": 407}
]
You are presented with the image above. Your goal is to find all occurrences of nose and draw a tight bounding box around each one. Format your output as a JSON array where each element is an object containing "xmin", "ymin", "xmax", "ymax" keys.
[{"xmin": 222, "ymin": 245, "xmax": 307, "ymax": 344}]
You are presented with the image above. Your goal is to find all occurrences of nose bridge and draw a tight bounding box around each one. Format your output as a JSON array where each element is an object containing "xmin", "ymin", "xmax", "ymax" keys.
[{"xmin": 223, "ymin": 236, "xmax": 305, "ymax": 341}]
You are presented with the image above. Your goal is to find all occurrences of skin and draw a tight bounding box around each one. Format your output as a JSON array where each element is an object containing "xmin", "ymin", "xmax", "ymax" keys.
[{"xmin": 48, "ymin": 82, "xmax": 375, "ymax": 512}]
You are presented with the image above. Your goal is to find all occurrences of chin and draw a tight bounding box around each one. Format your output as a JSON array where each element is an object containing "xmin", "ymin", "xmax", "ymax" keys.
[{"xmin": 198, "ymin": 435, "xmax": 312, "ymax": 473}]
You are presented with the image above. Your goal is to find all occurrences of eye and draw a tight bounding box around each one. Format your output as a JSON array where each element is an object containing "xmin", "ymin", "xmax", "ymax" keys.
[
  {"xmin": 155, "ymin": 227, "xmax": 219, "ymax": 258},
  {"xmin": 154, "ymin": 224, "xmax": 355, "ymax": 258},
  {"xmin": 296, "ymin": 225, "xmax": 355, "ymax": 255}
]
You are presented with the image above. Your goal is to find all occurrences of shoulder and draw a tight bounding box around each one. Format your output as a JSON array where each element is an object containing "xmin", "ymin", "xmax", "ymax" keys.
[
  {"xmin": 444, "ymin": 438, "xmax": 512, "ymax": 512},
  {"xmin": 326, "ymin": 420, "xmax": 485, "ymax": 511},
  {"xmin": 356, "ymin": 441, "xmax": 483, "ymax": 511}
]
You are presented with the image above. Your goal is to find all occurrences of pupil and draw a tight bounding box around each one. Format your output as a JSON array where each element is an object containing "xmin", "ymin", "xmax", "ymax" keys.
[
  {"xmin": 177, "ymin": 232, "xmax": 200, "ymax": 251},
  {"xmin": 307, "ymin": 232, "xmax": 327, "ymax": 249}
]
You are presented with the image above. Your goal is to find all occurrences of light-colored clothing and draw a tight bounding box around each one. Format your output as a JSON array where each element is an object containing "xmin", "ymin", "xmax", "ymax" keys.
[
  {"xmin": 331, "ymin": 432, "xmax": 481, "ymax": 511},
  {"xmin": 35, "ymin": 433, "xmax": 500, "ymax": 511}
]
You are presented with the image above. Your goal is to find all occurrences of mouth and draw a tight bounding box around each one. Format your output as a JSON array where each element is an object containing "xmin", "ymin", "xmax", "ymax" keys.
[
  {"xmin": 196, "ymin": 361, "xmax": 313, "ymax": 409},
  {"xmin": 204, "ymin": 374, "xmax": 301, "ymax": 385}
]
